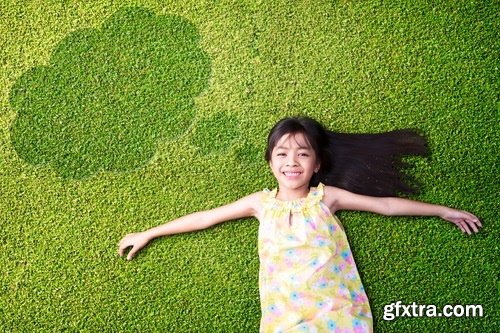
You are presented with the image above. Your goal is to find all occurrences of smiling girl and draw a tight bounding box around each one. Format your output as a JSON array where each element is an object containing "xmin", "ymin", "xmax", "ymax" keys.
[{"xmin": 119, "ymin": 116, "xmax": 481, "ymax": 332}]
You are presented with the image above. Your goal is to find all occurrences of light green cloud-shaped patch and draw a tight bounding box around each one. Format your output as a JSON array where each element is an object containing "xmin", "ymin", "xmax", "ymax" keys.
[{"xmin": 9, "ymin": 7, "xmax": 211, "ymax": 179}]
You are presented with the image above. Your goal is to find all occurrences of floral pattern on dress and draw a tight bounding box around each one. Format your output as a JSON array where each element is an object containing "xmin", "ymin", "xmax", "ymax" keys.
[{"xmin": 257, "ymin": 183, "xmax": 372, "ymax": 333}]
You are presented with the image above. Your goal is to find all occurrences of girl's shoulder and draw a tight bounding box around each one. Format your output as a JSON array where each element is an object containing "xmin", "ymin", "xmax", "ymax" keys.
[
  {"xmin": 321, "ymin": 185, "xmax": 337, "ymax": 209},
  {"xmin": 322, "ymin": 185, "xmax": 353, "ymax": 212},
  {"xmin": 239, "ymin": 190, "xmax": 265, "ymax": 217}
]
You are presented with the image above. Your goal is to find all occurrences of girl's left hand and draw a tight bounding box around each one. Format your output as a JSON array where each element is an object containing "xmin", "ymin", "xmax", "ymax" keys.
[{"xmin": 440, "ymin": 208, "xmax": 482, "ymax": 235}]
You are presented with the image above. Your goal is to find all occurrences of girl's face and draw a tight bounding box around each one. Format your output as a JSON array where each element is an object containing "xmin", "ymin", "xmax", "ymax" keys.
[{"xmin": 269, "ymin": 132, "xmax": 320, "ymax": 192}]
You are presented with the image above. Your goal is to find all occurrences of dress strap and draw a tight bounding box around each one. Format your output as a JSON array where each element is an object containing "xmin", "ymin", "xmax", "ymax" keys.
[
  {"xmin": 307, "ymin": 182, "xmax": 325, "ymax": 204},
  {"xmin": 261, "ymin": 188, "xmax": 278, "ymax": 209},
  {"xmin": 260, "ymin": 183, "xmax": 325, "ymax": 211}
]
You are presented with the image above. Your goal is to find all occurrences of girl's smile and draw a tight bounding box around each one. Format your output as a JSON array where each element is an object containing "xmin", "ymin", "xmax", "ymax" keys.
[{"xmin": 283, "ymin": 171, "xmax": 302, "ymax": 177}]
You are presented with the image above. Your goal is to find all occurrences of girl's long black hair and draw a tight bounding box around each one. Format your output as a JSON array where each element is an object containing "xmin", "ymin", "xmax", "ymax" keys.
[{"xmin": 265, "ymin": 116, "xmax": 429, "ymax": 197}]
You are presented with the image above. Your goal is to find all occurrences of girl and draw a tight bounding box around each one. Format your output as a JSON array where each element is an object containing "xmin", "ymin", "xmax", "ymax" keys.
[{"xmin": 118, "ymin": 116, "xmax": 481, "ymax": 332}]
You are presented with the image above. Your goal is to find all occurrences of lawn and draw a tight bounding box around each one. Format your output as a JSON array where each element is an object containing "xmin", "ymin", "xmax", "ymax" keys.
[{"xmin": 0, "ymin": 0, "xmax": 498, "ymax": 332}]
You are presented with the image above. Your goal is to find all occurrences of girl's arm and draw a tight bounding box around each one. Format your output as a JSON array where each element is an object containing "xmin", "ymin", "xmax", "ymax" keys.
[
  {"xmin": 324, "ymin": 186, "xmax": 482, "ymax": 234},
  {"xmin": 118, "ymin": 192, "xmax": 262, "ymax": 260}
]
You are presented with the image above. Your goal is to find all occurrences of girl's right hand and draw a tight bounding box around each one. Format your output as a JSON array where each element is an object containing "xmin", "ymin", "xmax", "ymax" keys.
[
  {"xmin": 118, "ymin": 232, "xmax": 151, "ymax": 260},
  {"xmin": 440, "ymin": 208, "xmax": 482, "ymax": 235}
]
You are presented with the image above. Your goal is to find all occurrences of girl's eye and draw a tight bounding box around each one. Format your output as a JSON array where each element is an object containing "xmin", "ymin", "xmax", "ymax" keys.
[
  {"xmin": 277, "ymin": 153, "xmax": 286, "ymax": 157},
  {"xmin": 299, "ymin": 153, "xmax": 309, "ymax": 157}
]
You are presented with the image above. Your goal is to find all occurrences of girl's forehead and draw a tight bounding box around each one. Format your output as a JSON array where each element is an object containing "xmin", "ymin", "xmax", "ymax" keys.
[{"xmin": 274, "ymin": 132, "xmax": 312, "ymax": 149}]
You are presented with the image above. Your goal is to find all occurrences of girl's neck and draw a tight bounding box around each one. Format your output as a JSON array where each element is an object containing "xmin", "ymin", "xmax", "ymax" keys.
[{"xmin": 275, "ymin": 185, "xmax": 310, "ymax": 201}]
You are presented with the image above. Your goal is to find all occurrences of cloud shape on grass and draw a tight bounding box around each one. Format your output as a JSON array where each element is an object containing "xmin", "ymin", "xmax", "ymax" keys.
[
  {"xmin": 10, "ymin": 7, "xmax": 211, "ymax": 179},
  {"xmin": 190, "ymin": 112, "xmax": 240, "ymax": 155}
]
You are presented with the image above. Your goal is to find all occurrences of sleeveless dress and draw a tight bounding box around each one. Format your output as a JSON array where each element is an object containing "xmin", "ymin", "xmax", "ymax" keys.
[{"xmin": 257, "ymin": 183, "xmax": 373, "ymax": 333}]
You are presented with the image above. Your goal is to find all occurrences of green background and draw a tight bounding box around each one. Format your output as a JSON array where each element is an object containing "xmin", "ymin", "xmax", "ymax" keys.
[{"xmin": 1, "ymin": 0, "xmax": 498, "ymax": 331}]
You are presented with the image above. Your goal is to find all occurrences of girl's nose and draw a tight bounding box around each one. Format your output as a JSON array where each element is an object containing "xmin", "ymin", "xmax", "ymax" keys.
[{"xmin": 286, "ymin": 156, "xmax": 298, "ymax": 166}]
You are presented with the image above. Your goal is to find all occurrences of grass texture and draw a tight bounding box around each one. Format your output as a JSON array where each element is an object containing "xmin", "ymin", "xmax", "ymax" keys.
[{"xmin": 1, "ymin": 0, "xmax": 498, "ymax": 332}]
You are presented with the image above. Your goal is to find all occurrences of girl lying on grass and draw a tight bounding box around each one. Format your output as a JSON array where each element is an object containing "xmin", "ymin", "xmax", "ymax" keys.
[{"xmin": 119, "ymin": 116, "xmax": 481, "ymax": 332}]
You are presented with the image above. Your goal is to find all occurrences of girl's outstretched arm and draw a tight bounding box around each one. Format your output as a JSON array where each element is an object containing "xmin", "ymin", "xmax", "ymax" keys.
[
  {"xmin": 324, "ymin": 186, "xmax": 482, "ymax": 235},
  {"xmin": 118, "ymin": 192, "xmax": 262, "ymax": 260}
]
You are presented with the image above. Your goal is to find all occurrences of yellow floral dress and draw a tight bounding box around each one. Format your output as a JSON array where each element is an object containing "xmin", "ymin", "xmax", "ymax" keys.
[{"xmin": 257, "ymin": 183, "xmax": 372, "ymax": 333}]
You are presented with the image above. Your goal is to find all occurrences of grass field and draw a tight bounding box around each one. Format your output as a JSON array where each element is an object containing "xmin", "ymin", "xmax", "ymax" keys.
[{"xmin": 1, "ymin": 1, "xmax": 498, "ymax": 332}]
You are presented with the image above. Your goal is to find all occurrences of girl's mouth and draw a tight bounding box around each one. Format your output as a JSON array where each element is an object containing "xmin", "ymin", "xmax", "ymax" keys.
[{"xmin": 283, "ymin": 171, "xmax": 301, "ymax": 177}]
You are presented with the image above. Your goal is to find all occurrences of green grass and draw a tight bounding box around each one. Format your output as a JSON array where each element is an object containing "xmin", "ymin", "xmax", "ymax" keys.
[
  {"xmin": 1, "ymin": 0, "xmax": 498, "ymax": 332},
  {"xmin": 9, "ymin": 7, "xmax": 211, "ymax": 179}
]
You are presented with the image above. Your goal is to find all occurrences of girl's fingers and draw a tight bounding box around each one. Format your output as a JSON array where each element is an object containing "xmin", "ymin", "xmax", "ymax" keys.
[
  {"xmin": 118, "ymin": 237, "xmax": 132, "ymax": 257},
  {"xmin": 127, "ymin": 246, "xmax": 138, "ymax": 260},
  {"xmin": 456, "ymin": 220, "xmax": 470, "ymax": 234},
  {"xmin": 463, "ymin": 215, "xmax": 481, "ymax": 233},
  {"xmin": 118, "ymin": 233, "xmax": 146, "ymax": 260},
  {"xmin": 467, "ymin": 220, "xmax": 479, "ymax": 233},
  {"xmin": 467, "ymin": 213, "xmax": 482, "ymax": 228},
  {"xmin": 458, "ymin": 221, "xmax": 469, "ymax": 234},
  {"xmin": 450, "ymin": 211, "xmax": 482, "ymax": 235},
  {"xmin": 461, "ymin": 221, "xmax": 472, "ymax": 235},
  {"xmin": 118, "ymin": 242, "xmax": 127, "ymax": 257}
]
